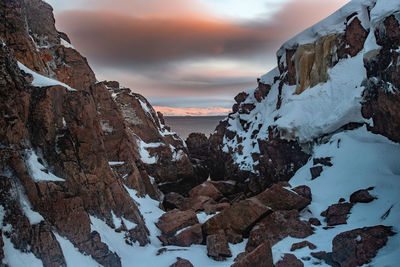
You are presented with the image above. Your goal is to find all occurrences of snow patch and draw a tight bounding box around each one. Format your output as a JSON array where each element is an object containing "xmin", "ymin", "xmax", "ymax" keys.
[
  {"xmin": 60, "ymin": 38, "xmax": 75, "ymax": 49},
  {"xmin": 25, "ymin": 150, "xmax": 65, "ymax": 182}
]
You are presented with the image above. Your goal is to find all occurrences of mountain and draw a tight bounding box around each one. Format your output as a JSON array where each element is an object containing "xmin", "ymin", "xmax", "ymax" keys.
[{"xmin": 0, "ymin": 0, "xmax": 399, "ymax": 266}]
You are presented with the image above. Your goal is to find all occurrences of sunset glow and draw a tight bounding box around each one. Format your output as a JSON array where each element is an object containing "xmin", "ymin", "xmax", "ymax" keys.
[{"xmin": 47, "ymin": 0, "xmax": 348, "ymax": 116}]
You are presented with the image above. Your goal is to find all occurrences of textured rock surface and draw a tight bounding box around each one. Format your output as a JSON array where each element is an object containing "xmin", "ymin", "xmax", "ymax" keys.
[
  {"xmin": 206, "ymin": 234, "xmax": 232, "ymax": 261},
  {"xmin": 331, "ymin": 225, "xmax": 395, "ymax": 267},
  {"xmin": 246, "ymin": 210, "xmax": 313, "ymax": 252},
  {"xmin": 321, "ymin": 202, "xmax": 353, "ymax": 226},
  {"xmin": 275, "ymin": 253, "xmax": 304, "ymax": 267},
  {"xmin": 156, "ymin": 209, "xmax": 199, "ymax": 237},
  {"xmin": 170, "ymin": 257, "xmax": 194, "ymax": 267},
  {"xmin": 231, "ymin": 241, "xmax": 273, "ymax": 267}
]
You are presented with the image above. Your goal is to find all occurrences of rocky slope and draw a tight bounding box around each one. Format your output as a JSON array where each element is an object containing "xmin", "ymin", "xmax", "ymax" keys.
[
  {"xmin": 0, "ymin": 0, "xmax": 200, "ymax": 266},
  {"xmin": 1, "ymin": 0, "xmax": 400, "ymax": 266}
]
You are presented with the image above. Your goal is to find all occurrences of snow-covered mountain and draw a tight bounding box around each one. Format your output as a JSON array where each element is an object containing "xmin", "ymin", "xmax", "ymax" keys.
[{"xmin": 0, "ymin": 0, "xmax": 399, "ymax": 266}]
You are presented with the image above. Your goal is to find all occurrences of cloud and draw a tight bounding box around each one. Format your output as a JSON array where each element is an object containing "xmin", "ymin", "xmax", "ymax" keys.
[{"xmin": 154, "ymin": 106, "xmax": 231, "ymax": 116}]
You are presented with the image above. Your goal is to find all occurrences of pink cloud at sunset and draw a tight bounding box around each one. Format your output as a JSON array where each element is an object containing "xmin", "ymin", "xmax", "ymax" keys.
[{"xmin": 154, "ymin": 106, "xmax": 231, "ymax": 116}]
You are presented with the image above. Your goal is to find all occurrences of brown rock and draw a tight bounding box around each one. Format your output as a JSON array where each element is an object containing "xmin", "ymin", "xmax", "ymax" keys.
[
  {"xmin": 204, "ymin": 202, "xmax": 230, "ymax": 215},
  {"xmin": 163, "ymin": 192, "xmax": 186, "ymax": 211},
  {"xmin": 254, "ymin": 184, "xmax": 310, "ymax": 211},
  {"xmin": 170, "ymin": 257, "xmax": 194, "ymax": 267},
  {"xmin": 292, "ymin": 185, "xmax": 312, "ymax": 201},
  {"xmin": 246, "ymin": 210, "xmax": 313, "ymax": 252},
  {"xmin": 166, "ymin": 224, "xmax": 203, "ymax": 247},
  {"xmin": 310, "ymin": 166, "xmax": 323, "ymax": 180},
  {"xmin": 308, "ymin": 217, "xmax": 321, "ymax": 226},
  {"xmin": 345, "ymin": 17, "xmax": 368, "ymax": 57},
  {"xmin": 156, "ymin": 209, "xmax": 199, "ymax": 237},
  {"xmin": 189, "ymin": 181, "xmax": 222, "ymax": 201},
  {"xmin": 207, "ymin": 234, "xmax": 232, "ymax": 261},
  {"xmin": 311, "ymin": 251, "xmax": 339, "ymax": 267},
  {"xmin": 203, "ymin": 198, "xmax": 272, "ymax": 236},
  {"xmin": 209, "ymin": 180, "xmax": 237, "ymax": 196},
  {"xmin": 350, "ymin": 189, "xmax": 375, "ymax": 203},
  {"xmin": 290, "ymin": 241, "xmax": 317, "ymax": 251},
  {"xmin": 275, "ymin": 253, "xmax": 304, "ymax": 267},
  {"xmin": 321, "ymin": 202, "xmax": 353, "ymax": 226},
  {"xmin": 231, "ymin": 241, "xmax": 273, "ymax": 267},
  {"xmin": 332, "ymin": 225, "xmax": 395, "ymax": 267}
]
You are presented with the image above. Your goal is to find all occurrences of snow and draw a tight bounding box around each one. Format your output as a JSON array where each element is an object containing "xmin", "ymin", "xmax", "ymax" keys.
[
  {"xmin": 19, "ymin": 195, "xmax": 44, "ymax": 225},
  {"xmin": 272, "ymin": 126, "xmax": 400, "ymax": 265},
  {"xmin": 17, "ymin": 62, "xmax": 76, "ymax": 91},
  {"xmin": 109, "ymin": 161, "xmax": 125, "ymax": 166},
  {"xmin": 196, "ymin": 212, "xmax": 219, "ymax": 224},
  {"xmin": 136, "ymin": 139, "xmax": 164, "ymax": 164},
  {"xmin": 60, "ymin": 38, "xmax": 75, "ymax": 49},
  {"xmin": 86, "ymin": 185, "xmax": 247, "ymax": 267},
  {"xmin": 2, "ymin": 233, "xmax": 44, "ymax": 267},
  {"xmin": 25, "ymin": 150, "xmax": 65, "ymax": 182},
  {"xmin": 54, "ymin": 233, "xmax": 99, "ymax": 267}
]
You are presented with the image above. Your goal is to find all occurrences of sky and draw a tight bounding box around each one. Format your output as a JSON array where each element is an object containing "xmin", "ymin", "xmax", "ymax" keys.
[{"xmin": 46, "ymin": 0, "xmax": 348, "ymax": 116}]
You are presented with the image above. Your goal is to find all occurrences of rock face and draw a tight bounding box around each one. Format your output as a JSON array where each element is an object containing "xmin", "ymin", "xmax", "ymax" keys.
[
  {"xmin": 0, "ymin": 0, "xmax": 196, "ymax": 265},
  {"xmin": 331, "ymin": 225, "xmax": 395, "ymax": 267}
]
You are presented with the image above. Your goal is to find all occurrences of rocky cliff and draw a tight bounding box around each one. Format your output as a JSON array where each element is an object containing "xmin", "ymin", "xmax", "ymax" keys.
[{"xmin": 0, "ymin": 0, "xmax": 199, "ymax": 266}]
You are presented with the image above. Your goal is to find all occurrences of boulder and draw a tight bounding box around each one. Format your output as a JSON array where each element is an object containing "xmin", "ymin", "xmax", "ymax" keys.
[
  {"xmin": 156, "ymin": 209, "xmax": 198, "ymax": 237},
  {"xmin": 206, "ymin": 234, "xmax": 232, "ymax": 261},
  {"xmin": 311, "ymin": 251, "xmax": 339, "ymax": 267},
  {"xmin": 254, "ymin": 184, "xmax": 310, "ymax": 211},
  {"xmin": 170, "ymin": 257, "xmax": 194, "ymax": 267},
  {"xmin": 203, "ymin": 198, "xmax": 271, "ymax": 236},
  {"xmin": 166, "ymin": 224, "xmax": 203, "ymax": 247},
  {"xmin": 321, "ymin": 202, "xmax": 353, "ymax": 226},
  {"xmin": 331, "ymin": 225, "xmax": 395, "ymax": 266},
  {"xmin": 231, "ymin": 241, "xmax": 273, "ymax": 267},
  {"xmin": 350, "ymin": 189, "xmax": 375, "ymax": 203},
  {"xmin": 310, "ymin": 166, "xmax": 323, "ymax": 180},
  {"xmin": 189, "ymin": 181, "xmax": 222, "ymax": 201},
  {"xmin": 204, "ymin": 202, "xmax": 230, "ymax": 215},
  {"xmin": 292, "ymin": 185, "xmax": 312, "ymax": 201},
  {"xmin": 308, "ymin": 217, "xmax": 321, "ymax": 226},
  {"xmin": 209, "ymin": 180, "xmax": 237, "ymax": 196},
  {"xmin": 275, "ymin": 254, "xmax": 304, "ymax": 267},
  {"xmin": 163, "ymin": 192, "xmax": 186, "ymax": 211},
  {"xmin": 290, "ymin": 241, "xmax": 317, "ymax": 251},
  {"xmin": 246, "ymin": 210, "xmax": 313, "ymax": 252}
]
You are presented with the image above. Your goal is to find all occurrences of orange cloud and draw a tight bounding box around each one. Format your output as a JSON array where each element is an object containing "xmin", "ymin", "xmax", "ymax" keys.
[{"xmin": 154, "ymin": 106, "xmax": 231, "ymax": 116}]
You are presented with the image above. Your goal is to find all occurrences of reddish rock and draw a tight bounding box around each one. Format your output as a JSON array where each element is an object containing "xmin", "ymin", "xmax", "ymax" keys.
[
  {"xmin": 292, "ymin": 185, "xmax": 312, "ymax": 201},
  {"xmin": 308, "ymin": 217, "xmax": 321, "ymax": 226},
  {"xmin": 204, "ymin": 202, "xmax": 230, "ymax": 215},
  {"xmin": 332, "ymin": 225, "xmax": 395, "ymax": 267},
  {"xmin": 183, "ymin": 195, "xmax": 216, "ymax": 212},
  {"xmin": 254, "ymin": 82, "xmax": 271, "ymax": 102},
  {"xmin": 350, "ymin": 189, "xmax": 375, "ymax": 203},
  {"xmin": 209, "ymin": 180, "xmax": 237, "ymax": 196},
  {"xmin": 166, "ymin": 224, "xmax": 203, "ymax": 247},
  {"xmin": 189, "ymin": 181, "xmax": 222, "ymax": 201},
  {"xmin": 321, "ymin": 202, "xmax": 353, "ymax": 226},
  {"xmin": 206, "ymin": 234, "xmax": 232, "ymax": 261},
  {"xmin": 156, "ymin": 209, "xmax": 199, "ymax": 237},
  {"xmin": 246, "ymin": 210, "xmax": 313, "ymax": 252},
  {"xmin": 310, "ymin": 166, "xmax": 323, "ymax": 180},
  {"xmin": 254, "ymin": 184, "xmax": 310, "ymax": 211},
  {"xmin": 203, "ymin": 198, "xmax": 272, "ymax": 236},
  {"xmin": 231, "ymin": 241, "xmax": 273, "ymax": 267},
  {"xmin": 290, "ymin": 241, "xmax": 317, "ymax": 251},
  {"xmin": 345, "ymin": 17, "xmax": 368, "ymax": 57},
  {"xmin": 275, "ymin": 253, "xmax": 304, "ymax": 267},
  {"xmin": 311, "ymin": 251, "xmax": 339, "ymax": 267},
  {"xmin": 170, "ymin": 257, "xmax": 194, "ymax": 267},
  {"xmin": 163, "ymin": 192, "xmax": 186, "ymax": 211},
  {"xmin": 234, "ymin": 92, "xmax": 249, "ymax": 104}
]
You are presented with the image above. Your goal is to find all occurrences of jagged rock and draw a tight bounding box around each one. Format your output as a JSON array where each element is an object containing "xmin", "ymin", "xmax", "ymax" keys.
[
  {"xmin": 275, "ymin": 253, "xmax": 303, "ymax": 267},
  {"xmin": 209, "ymin": 180, "xmax": 237, "ymax": 196},
  {"xmin": 321, "ymin": 202, "xmax": 353, "ymax": 226},
  {"xmin": 254, "ymin": 184, "xmax": 310, "ymax": 211},
  {"xmin": 204, "ymin": 202, "xmax": 230, "ymax": 215},
  {"xmin": 182, "ymin": 195, "xmax": 216, "ymax": 212},
  {"xmin": 310, "ymin": 166, "xmax": 323, "ymax": 180},
  {"xmin": 186, "ymin": 133, "xmax": 209, "ymax": 161},
  {"xmin": 350, "ymin": 189, "xmax": 375, "ymax": 203},
  {"xmin": 331, "ymin": 225, "xmax": 395, "ymax": 267},
  {"xmin": 246, "ymin": 210, "xmax": 313, "ymax": 252},
  {"xmin": 290, "ymin": 241, "xmax": 317, "ymax": 251},
  {"xmin": 163, "ymin": 192, "xmax": 186, "ymax": 211},
  {"xmin": 203, "ymin": 198, "xmax": 272, "ymax": 237},
  {"xmin": 170, "ymin": 257, "xmax": 194, "ymax": 267},
  {"xmin": 206, "ymin": 234, "xmax": 232, "ymax": 261},
  {"xmin": 189, "ymin": 181, "xmax": 222, "ymax": 201},
  {"xmin": 156, "ymin": 209, "xmax": 199, "ymax": 237},
  {"xmin": 292, "ymin": 185, "xmax": 312, "ymax": 201},
  {"xmin": 313, "ymin": 157, "xmax": 333, "ymax": 167},
  {"xmin": 311, "ymin": 251, "xmax": 339, "ymax": 267},
  {"xmin": 308, "ymin": 217, "xmax": 322, "ymax": 226},
  {"xmin": 231, "ymin": 241, "xmax": 273, "ymax": 267},
  {"xmin": 165, "ymin": 224, "xmax": 203, "ymax": 247}
]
